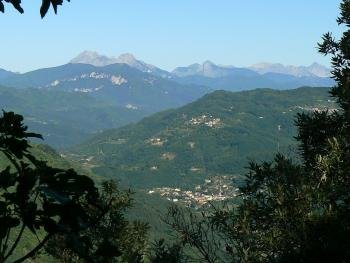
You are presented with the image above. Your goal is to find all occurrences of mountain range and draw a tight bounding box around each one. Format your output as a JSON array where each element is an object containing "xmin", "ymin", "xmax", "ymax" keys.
[
  {"xmin": 249, "ymin": 62, "xmax": 331, "ymax": 78},
  {"xmin": 0, "ymin": 61, "xmax": 210, "ymax": 148},
  {"xmin": 0, "ymin": 51, "xmax": 333, "ymax": 95},
  {"xmin": 69, "ymin": 51, "xmax": 334, "ymax": 90},
  {"xmin": 71, "ymin": 51, "xmax": 331, "ymax": 78},
  {"xmin": 0, "ymin": 51, "xmax": 334, "ymax": 149},
  {"xmin": 0, "ymin": 63, "xmax": 209, "ymax": 112}
]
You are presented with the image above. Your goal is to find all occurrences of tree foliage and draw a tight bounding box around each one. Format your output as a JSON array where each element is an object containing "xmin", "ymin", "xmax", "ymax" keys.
[
  {"xmin": 0, "ymin": 111, "xmax": 150, "ymax": 262},
  {"xmin": 149, "ymin": 239, "xmax": 186, "ymax": 263},
  {"xmin": 0, "ymin": 111, "xmax": 102, "ymax": 262},
  {"xmin": 45, "ymin": 180, "xmax": 150, "ymax": 263},
  {"xmin": 0, "ymin": 0, "xmax": 70, "ymax": 18}
]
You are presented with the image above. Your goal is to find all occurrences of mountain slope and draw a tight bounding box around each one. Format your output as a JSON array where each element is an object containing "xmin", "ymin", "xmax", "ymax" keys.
[
  {"xmin": 0, "ymin": 85, "xmax": 148, "ymax": 148},
  {"xmin": 68, "ymin": 87, "xmax": 336, "ymax": 189},
  {"xmin": 0, "ymin": 63, "xmax": 209, "ymax": 113},
  {"xmin": 0, "ymin": 68, "xmax": 16, "ymax": 80}
]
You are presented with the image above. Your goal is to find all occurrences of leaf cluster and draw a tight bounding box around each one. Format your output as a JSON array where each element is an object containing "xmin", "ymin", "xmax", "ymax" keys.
[
  {"xmin": 0, "ymin": 0, "xmax": 70, "ymax": 18},
  {"xmin": 0, "ymin": 111, "xmax": 100, "ymax": 262},
  {"xmin": 45, "ymin": 180, "xmax": 150, "ymax": 263}
]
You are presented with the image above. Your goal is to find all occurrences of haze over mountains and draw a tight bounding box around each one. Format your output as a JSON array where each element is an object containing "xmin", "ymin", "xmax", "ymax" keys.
[
  {"xmin": 69, "ymin": 51, "xmax": 333, "ymax": 90},
  {"xmin": 172, "ymin": 61, "xmax": 330, "ymax": 78},
  {"xmin": 0, "ymin": 51, "xmax": 334, "ymax": 149},
  {"xmin": 249, "ymin": 62, "xmax": 331, "ymax": 78},
  {"xmin": 0, "ymin": 51, "xmax": 333, "ymax": 93},
  {"xmin": 70, "ymin": 50, "xmax": 331, "ymax": 78}
]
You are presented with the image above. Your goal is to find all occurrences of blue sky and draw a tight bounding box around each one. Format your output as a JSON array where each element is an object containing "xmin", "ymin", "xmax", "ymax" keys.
[{"xmin": 0, "ymin": 0, "xmax": 343, "ymax": 72}]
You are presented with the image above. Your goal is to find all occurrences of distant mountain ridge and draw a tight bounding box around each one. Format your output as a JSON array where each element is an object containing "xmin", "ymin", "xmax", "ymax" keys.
[
  {"xmin": 1, "ymin": 51, "xmax": 331, "ymax": 91},
  {"xmin": 172, "ymin": 61, "xmax": 330, "ymax": 78},
  {"xmin": 249, "ymin": 62, "xmax": 331, "ymax": 78},
  {"xmin": 67, "ymin": 51, "xmax": 334, "ymax": 91},
  {"xmin": 172, "ymin": 61, "xmax": 253, "ymax": 78},
  {"xmin": 70, "ymin": 51, "xmax": 171, "ymax": 78},
  {"xmin": 70, "ymin": 51, "xmax": 331, "ymax": 79}
]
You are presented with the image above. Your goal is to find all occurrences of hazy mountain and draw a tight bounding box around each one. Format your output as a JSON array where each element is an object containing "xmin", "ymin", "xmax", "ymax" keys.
[
  {"xmin": 70, "ymin": 51, "xmax": 172, "ymax": 78},
  {"xmin": 249, "ymin": 62, "xmax": 331, "ymax": 77},
  {"xmin": 174, "ymin": 61, "xmax": 331, "ymax": 78},
  {"xmin": 172, "ymin": 61, "xmax": 255, "ymax": 78},
  {"xmin": 0, "ymin": 68, "xmax": 16, "ymax": 80},
  {"xmin": 174, "ymin": 72, "xmax": 333, "ymax": 91},
  {"xmin": 2, "ymin": 55, "xmax": 333, "ymax": 95},
  {"xmin": 172, "ymin": 61, "xmax": 333, "ymax": 91},
  {"xmin": 68, "ymin": 87, "xmax": 336, "ymax": 189},
  {"xmin": 70, "ymin": 51, "xmax": 118, "ymax": 67}
]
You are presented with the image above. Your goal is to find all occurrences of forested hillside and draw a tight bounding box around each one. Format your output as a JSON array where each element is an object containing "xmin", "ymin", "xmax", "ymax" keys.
[{"xmin": 69, "ymin": 87, "xmax": 336, "ymax": 189}]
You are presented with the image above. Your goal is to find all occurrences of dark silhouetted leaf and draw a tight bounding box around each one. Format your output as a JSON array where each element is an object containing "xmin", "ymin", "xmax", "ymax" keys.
[{"xmin": 40, "ymin": 0, "xmax": 50, "ymax": 18}]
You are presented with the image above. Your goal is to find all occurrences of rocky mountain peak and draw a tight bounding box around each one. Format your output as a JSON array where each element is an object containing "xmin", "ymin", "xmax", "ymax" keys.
[
  {"xmin": 116, "ymin": 53, "xmax": 137, "ymax": 64},
  {"xmin": 70, "ymin": 51, "xmax": 116, "ymax": 67}
]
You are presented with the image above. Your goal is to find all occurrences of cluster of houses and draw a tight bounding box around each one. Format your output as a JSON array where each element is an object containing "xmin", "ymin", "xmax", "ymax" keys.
[
  {"xmin": 148, "ymin": 175, "xmax": 239, "ymax": 208},
  {"xmin": 189, "ymin": 115, "xmax": 223, "ymax": 128}
]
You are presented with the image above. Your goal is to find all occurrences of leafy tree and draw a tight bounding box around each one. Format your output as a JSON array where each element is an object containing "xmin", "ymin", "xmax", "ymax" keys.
[
  {"xmin": 0, "ymin": 0, "xmax": 70, "ymax": 18},
  {"xmin": 45, "ymin": 180, "xmax": 150, "ymax": 263},
  {"xmin": 0, "ymin": 111, "xmax": 150, "ymax": 263},
  {"xmin": 0, "ymin": 111, "xmax": 103, "ymax": 262},
  {"xmin": 164, "ymin": 0, "xmax": 350, "ymax": 262}
]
